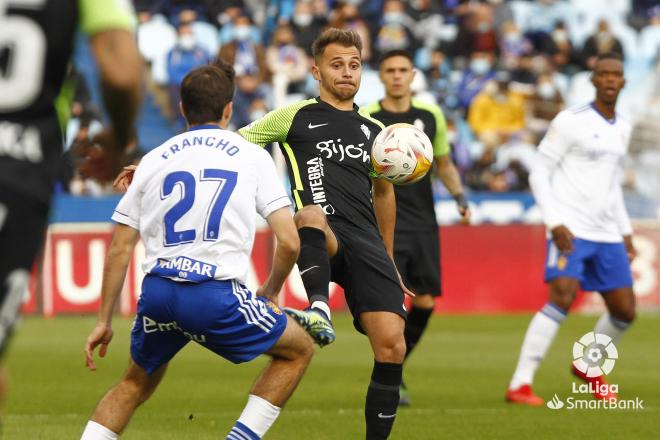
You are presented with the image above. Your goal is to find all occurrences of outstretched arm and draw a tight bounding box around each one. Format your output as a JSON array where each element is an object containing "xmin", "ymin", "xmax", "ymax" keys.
[
  {"xmin": 85, "ymin": 223, "xmax": 139, "ymax": 371},
  {"xmin": 435, "ymin": 155, "xmax": 470, "ymax": 224}
]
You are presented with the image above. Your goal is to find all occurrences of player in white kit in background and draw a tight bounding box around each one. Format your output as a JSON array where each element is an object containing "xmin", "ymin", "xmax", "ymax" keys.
[
  {"xmin": 506, "ymin": 52, "xmax": 637, "ymax": 405},
  {"xmin": 80, "ymin": 62, "xmax": 315, "ymax": 440}
]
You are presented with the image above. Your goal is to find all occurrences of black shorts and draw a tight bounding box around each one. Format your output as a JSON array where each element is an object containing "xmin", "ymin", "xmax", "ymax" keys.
[
  {"xmin": 328, "ymin": 220, "xmax": 406, "ymax": 333},
  {"xmin": 0, "ymin": 187, "xmax": 49, "ymax": 355},
  {"xmin": 394, "ymin": 229, "xmax": 441, "ymax": 297}
]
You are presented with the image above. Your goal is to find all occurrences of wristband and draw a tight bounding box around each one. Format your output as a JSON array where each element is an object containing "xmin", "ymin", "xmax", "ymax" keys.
[{"xmin": 453, "ymin": 193, "xmax": 468, "ymax": 209}]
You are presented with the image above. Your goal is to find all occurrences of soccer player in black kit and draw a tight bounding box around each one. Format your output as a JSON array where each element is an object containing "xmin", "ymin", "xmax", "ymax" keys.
[
  {"xmin": 0, "ymin": 0, "xmax": 142, "ymax": 413},
  {"xmin": 239, "ymin": 29, "xmax": 411, "ymax": 440},
  {"xmin": 363, "ymin": 50, "xmax": 471, "ymax": 406}
]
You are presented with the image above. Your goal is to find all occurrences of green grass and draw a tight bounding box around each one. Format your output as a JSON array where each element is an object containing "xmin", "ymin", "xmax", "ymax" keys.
[{"xmin": 5, "ymin": 313, "xmax": 659, "ymax": 439}]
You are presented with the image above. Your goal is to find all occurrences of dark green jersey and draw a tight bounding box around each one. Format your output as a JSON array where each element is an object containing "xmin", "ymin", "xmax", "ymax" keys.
[
  {"xmin": 239, "ymin": 97, "xmax": 384, "ymax": 231},
  {"xmin": 0, "ymin": 0, "xmax": 133, "ymax": 203},
  {"xmin": 362, "ymin": 98, "xmax": 449, "ymax": 231}
]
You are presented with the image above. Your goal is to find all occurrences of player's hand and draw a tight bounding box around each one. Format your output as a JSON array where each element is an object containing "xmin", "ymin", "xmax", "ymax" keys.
[
  {"xmin": 85, "ymin": 322, "xmax": 114, "ymax": 371},
  {"xmin": 454, "ymin": 194, "xmax": 471, "ymax": 225},
  {"xmin": 113, "ymin": 165, "xmax": 137, "ymax": 192},
  {"xmin": 551, "ymin": 225, "xmax": 574, "ymax": 253},
  {"xmin": 396, "ymin": 270, "xmax": 415, "ymax": 297},
  {"xmin": 623, "ymin": 235, "xmax": 637, "ymax": 262}
]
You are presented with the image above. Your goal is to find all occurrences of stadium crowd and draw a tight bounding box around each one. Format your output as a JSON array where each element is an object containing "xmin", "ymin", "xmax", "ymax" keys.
[{"xmin": 62, "ymin": 0, "xmax": 660, "ymax": 196}]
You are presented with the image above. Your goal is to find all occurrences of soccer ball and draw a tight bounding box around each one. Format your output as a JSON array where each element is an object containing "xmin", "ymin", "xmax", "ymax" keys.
[{"xmin": 371, "ymin": 123, "xmax": 433, "ymax": 185}]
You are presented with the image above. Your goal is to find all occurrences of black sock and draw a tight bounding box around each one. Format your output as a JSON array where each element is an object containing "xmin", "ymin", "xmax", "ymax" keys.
[
  {"xmin": 404, "ymin": 306, "xmax": 433, "ymax": 361},
  {"xmin": 297, "ymin": 227, "xmax": 330, "ymax": 304},
  {"xmin": 365, "ymin": 361, "xmax": 402, "ymax": 440}
]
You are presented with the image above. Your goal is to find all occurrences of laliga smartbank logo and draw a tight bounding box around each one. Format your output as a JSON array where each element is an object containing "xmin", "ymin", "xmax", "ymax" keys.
[{"xmin": 546, "ymin": 332, "xmax": 643, "ymax": 411}]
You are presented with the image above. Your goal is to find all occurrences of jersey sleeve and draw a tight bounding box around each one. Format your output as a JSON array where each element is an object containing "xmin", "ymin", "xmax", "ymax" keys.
[
  {"xmin": 255, "ymin": 150, "xmax": 292, "ymax": 218},
  {"xmin": 412, "ymin": 99, "xmax": 450, "ymax": 157},
  {"xmin": 357, "ymin": 107, "xmax": 385, "ymax": 129},
  {"xmin": 111, "ymin": 162, "xmax": 146, "ymax": 229},
  {"xmin": 359, "ymin": 102, "xmax": 381, "ymax": 117},
  {"xmin": 239, "ymin": 99, "xmax": 316, "ymax": 147},
  {"xmin": 79, "ymin": 0, "xmax": 134, "ymax": 35},
  {"xmin": 537, "ymin": 111, "xmax": 573, "ymax": 164}
]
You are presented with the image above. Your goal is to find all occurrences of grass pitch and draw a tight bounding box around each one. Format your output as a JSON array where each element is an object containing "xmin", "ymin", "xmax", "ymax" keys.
[{"xmin": 5, "ymin": 312, "xmax": 659, "ymax": 439}]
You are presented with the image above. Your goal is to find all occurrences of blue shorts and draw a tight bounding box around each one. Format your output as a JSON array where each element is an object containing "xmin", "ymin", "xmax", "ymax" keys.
[
  {"xmin": 131, "ymin": 275, "xmax": 287, "ymax": 375},
  {"xmin": 544, "ymin": 239, "xmax": 633, "ymax": 292}
]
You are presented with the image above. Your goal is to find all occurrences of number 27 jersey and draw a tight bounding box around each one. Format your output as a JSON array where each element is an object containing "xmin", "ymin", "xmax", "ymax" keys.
[{"xmin": 112, "ymin": 127, "xmax": 291, "ymax": 284}]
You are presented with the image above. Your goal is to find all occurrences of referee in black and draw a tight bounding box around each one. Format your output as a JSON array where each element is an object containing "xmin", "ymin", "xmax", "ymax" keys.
[
  {"xmin": 240, "ymin": 29, "xmax": 411, "ymax": 440},
  {"xmin": 362, "ymin": 50, "xmax": 471, "ymax": 406}
]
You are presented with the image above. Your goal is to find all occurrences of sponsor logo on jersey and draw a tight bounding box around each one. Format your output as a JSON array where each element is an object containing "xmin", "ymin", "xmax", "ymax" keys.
[
  {"xmin": 306, "ymin": 157, "xmax": 335, "ymax": 215},
  {"xmin": 142, "ymin": 315, "xmax": 207, "ymax": 343},
  {"xmin": 360, "ymin": 124, "xmax": 371, "ymax": 140},
  {"xmin": 265, "ymin": 300, "xmax": 283, "ymax": 315},
  {"xmin": 151, "ymin": 256, "xmax": 216, "ymax": 282},
  {"xmin": 315, "ymin": 138, "xmax": 369, "ymax": 163},
  {"xmin": 308, "ymin": 122, "xmax": 329, "ymax": 129}
]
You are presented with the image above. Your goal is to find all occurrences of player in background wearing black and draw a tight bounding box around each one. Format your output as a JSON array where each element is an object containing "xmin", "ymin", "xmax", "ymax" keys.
[
  {"xmin": 363, "ymin": 50, "xmax": 471, "ymax": 406},
  {"xmin": 0, "ymin": 0, "xmax": 142, "ymax": 414},
  {"xmin": 239, "ymin": 29, "xmax": 412, "ymax": 440}
]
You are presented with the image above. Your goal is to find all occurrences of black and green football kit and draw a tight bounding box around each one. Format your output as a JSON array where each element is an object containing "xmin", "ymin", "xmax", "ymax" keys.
[
  {"xmin": 362, "ymin": 98, "xmax": 450, "ymax": 297},
  {"xmin": 0, "ymin": 0, "xmax": 133, "ymax": 353},
  {"xmin": 239, "ymin": 97, "xmax": 406, "ymax": 331}
]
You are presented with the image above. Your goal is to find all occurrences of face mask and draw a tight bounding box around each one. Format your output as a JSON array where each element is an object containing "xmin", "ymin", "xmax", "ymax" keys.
[
  {"xmin": 503, "ymin": 32, "xmax": 520, "ymax": 43},
  {"xmin": 447, "ymin": 130, "xmax": 458, "ymax": 144},
  {"xmin": 234, "ymin": 25, "xmax": 251, "ymax": 41},
  {"xmin": 552, "ymin": 30, "xmax": 568, "ymax": 43},
  {"xmin": 470, "ymin": 58, "xmax": 491, "ymax": 75},
  {"xmin": 477, "ymin": 22, "xmax": 492, "ymax": 33},
  {"xmin": 178, "ymin": 35, "xmax": 196, "ymax": 50},
  {"xmin": 383, "ymin": 12, "xmax": 404, "ymax": 24},
  {"xmin": 293, "ymin": 13, "xmax": 313, "ymax": 27},
  {"xmin": 537, "ymin": 82, "xmax": 556, "ymax": 99}
]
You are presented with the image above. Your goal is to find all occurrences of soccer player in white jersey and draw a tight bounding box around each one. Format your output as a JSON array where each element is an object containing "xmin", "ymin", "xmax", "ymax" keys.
[
  {"xmin": 80, "ymin": 62, "xmax": 315, "ymax": 440},
  {"xmin": 506, "ymin": 53, "xmax": 637, "ymax": 405}
]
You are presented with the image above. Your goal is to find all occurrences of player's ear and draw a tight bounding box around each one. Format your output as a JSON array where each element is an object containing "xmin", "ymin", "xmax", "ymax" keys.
[
  {"xmin": 223, "ymin": 101, "xmax": 233, "ymax": 124},
  {"xmin": 311, "ymin": 64, "xmax": 320, "ymax": 81},
  {"xmin": 179, "ymin": 101, "xmax": 186, "ymax": 122}
]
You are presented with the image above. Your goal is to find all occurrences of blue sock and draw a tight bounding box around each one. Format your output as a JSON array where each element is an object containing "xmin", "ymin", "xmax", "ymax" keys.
[{"xmin": 227, "ymin": 421, "xmax": 260, "ymax": 440}]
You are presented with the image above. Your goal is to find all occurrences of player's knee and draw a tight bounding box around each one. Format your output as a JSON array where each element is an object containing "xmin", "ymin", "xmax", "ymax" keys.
[
  {"xmin": 411, "ymin": 294, "xmax": 435, "ymax": 309},
  {"xmin": 294, "ymin": 205, "xmax": 326, "ymax": 229},
  {"xmin": 374, "ymin": 337, "xmax": 406, "ymax": 363},
  {"xmin": 549, "ymin": 288, "xmax": 575, "ymax": 311},
  {"xmin": 611, "ymin": 308, "xmax": 636, "ymax": 324}
]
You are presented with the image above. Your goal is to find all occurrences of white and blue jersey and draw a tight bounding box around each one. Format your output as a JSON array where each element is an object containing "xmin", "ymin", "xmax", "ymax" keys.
[
  {"xmin": 530, "ymin": 104, "xmax": 634, "ymax": 291},
  {"xmin": 112, "ymin": 125, "xmax": 291, "ymax": 372}
]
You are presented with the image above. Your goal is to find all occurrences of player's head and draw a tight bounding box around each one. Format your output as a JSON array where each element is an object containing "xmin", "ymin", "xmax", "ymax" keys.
[
  {"xmin": 591, "ymin": 52, "xmax": 625, "ymax": 106},
  {"xmin": 179, "ymin": 60, "xmax": 235, "ymax": 127},
  {"xmin": 378, "ymin": 50, "xmax": 415, "ymax": 100},
  {"xmin": 311, "ymin": 28, "xmax": 362, "ymax": 103}
]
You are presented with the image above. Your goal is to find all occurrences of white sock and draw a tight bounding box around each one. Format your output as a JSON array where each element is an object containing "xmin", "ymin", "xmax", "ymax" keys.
[
  {"xmin": 81, "ymin": 421, "xmax": 118, "ymax": 440},
  {"xmin": 311, "ymin": 300, "xmax": 331, "ymax": 320},
  {"xmin": 594, "ymin": 313, "xmax": 631, "ymax": 345},
  {"xmin": 236, "ymin": 394, "xmax": 281, "ymax": 438},
  {"xmin": 509, "ymin": 304, "xmax": 567, "ymax": 390}
]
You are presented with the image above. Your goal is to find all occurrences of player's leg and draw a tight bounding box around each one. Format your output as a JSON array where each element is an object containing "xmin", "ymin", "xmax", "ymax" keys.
[
  {"xmin": 227, "ymin": 316, "xmax": 314, "ymax": 440},
  {"xmin": 507, "ymin": 240, "xmax": 590, "ymax": 404},
  {"xmin": 360, "ymin": 311, "xmax": 406, "ymax": 440},
  {"xmin": 292, "ymin": 205, "xmax": 338, "ymax": 319},
  {"xmin": 598, "ymin": 287, "xmax": 635, "ymax": 342},
  {"xmin": 0, "ymin": 191, "xmax": 49, "ymax": 414},
  {"xmin": 81, "ymin": 360, "xmax": 168, "ymax": 439}
]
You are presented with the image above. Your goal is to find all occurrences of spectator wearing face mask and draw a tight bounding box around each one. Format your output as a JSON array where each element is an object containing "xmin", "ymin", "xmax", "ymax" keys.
[
  {"xmin": 581, "ymin": 19, "xmax": 625, "ymax": 70},
  {"xmin": 290, "ymin": 0, "xmax": 328, "ymax": 57},
  {"xmin": 266, "ymin": 24, "xmax": 308, "ymax": 107},
  {"xmin": 329, "ymin": 2, "xmax": 373, "ymax": 63},
  {"xmin": 549, "ymin": 21, "xmax": 579, "ymax": 74},
  {"xmin": 219, "ymin": 13, "xmax": 271, "ymax": 85},
  {"xmin": 457, "ymin": 51, "xmax": 496, "ymax": 110},
  {"xmin": 526, "ymin": 73, "xmax": 564, "ymax": 135},
  {"xmin": 373, "ymin": 0, "xmax": 419, "ymax": 62},
  {"xmin": 452, "ymin": 0, "xmax": 498, "ymax": 58},
  {"xmin": 166, "ymin": 22, "xmax": 211, "ymax": 123}
]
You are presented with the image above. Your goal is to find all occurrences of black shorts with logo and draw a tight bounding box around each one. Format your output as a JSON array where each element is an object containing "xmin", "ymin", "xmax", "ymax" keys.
[
  {"xmin": 394, "ymin": 229, "xmax": 442, "ymax": 297},
  {"xmin": 328, "ymin": 220, "xmax": 406, "ymax": 333},
  {"xmin": 0, "ymin": 187, "xmax": 50, "ymax": 355}
]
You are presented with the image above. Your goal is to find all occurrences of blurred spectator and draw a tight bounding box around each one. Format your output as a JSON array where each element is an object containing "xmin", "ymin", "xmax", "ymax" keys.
[
  {"xmin": 549, "ymin": 21, "xmax": 579, "ymax": 74},
  {"xmin": 526, "ymin": 73, "xmax": 565, "ymax": 136},
  {"xmin": 581, "ymin": 20, "xmax": 625, "ymax": 69},
  {"xmin": 219, "ymin": 14, "xmax": 271, "ymax": 83},
  {"xmin": 499, "ymin": 21, "xmax": 533, "ymax": 69},
  {"xmin": 166, "ymin": 22, "xmax": 211, "ymax": 122},
  {"xmin": 452, "ymin": 0, "xmax": 499, "ymax": 58},
  {"xmin": 263, "ymin": 0, "xmax": 297, "ymax": 43},
  {"xmin": 266, "ymin": 25, "xmax": 308, "ymax": 107},
  {"xmin": 467, "ymin": 71, "xmax": 525, "ymax": 144},
  {"xmin": 524, "ymin": 0, "xmax": 572, "ymax": 54},
  {"xmin": 232, "ymin": 74, "xmax": 270, "ymax": 129},
  {"xmin": 487, "ymin": 0, "xmax": 514, "ymax": 32},
  {"xmin": 372, "ymin": 0, "xmax": 419, "ymax": 62},
  {"xmin": 639, "ymin": 6, "xmax": 660, "ymax": 61},
  {"xmin": 330, "ymin": 2, "xmax": 373, "ymax": 63},
  {"xmin": 291, "ymin": 0, "xmax": 328, "ymax": 57},
  {"xmin": 405, "ymin": 0, "xmax": 444, "ymax": 52},
  {"xmin": 148, "ymin": 0, "xmax": 207, "ymax": 25},
  {"xmin": 509, "ymin": 53, "xmax": 538, "ymax": 92},
  {"xmin": 457, "ymin": 50, "xmax": 496, "ymax": 110},
  {"xmin": 629, "ymin": 0, "xmax": 660, "ymax": 30}
]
